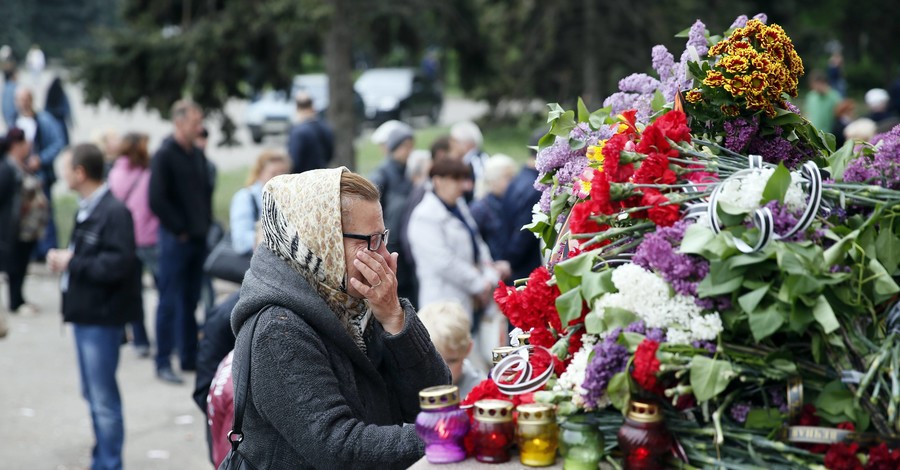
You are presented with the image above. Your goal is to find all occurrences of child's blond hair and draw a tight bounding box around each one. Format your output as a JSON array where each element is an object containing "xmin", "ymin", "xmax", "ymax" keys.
[{"xmin": 418, "ymin": 302, "xmax": 473, "ymax": 354}]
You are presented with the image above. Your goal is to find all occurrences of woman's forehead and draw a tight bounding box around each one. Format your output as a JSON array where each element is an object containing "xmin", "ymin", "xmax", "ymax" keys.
[{"xmin": 342, "ymin": 198, "xmax": 384, "ymax": 232}]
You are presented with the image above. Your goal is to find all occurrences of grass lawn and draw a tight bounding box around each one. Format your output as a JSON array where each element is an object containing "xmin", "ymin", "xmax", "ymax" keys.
[{"xmin": 54, "ymin": 123, "xmax": 534, "ymax": 245}]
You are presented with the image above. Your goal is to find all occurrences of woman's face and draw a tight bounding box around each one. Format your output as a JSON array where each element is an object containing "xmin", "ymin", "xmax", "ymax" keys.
[
  {"xmin": 259, "ymin": 160, "xmax": 290, "ymax": 185},
  {"xmin": 434, "ymin": 175, "xmax": 473, "ymax": 204},
  {"xmin": 341, "ymin": 198, "xmax": 391, "ymax": 299},
  {"xmin": 9, "ymin": 140, "xmax": 30, "ymax": 161}
]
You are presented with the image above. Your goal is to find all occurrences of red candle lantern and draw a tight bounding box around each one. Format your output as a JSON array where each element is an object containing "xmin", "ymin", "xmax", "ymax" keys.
[
  {"xmin": 617, "ymin": 401, "xmax": 672, "ymax": 469},
  {"xmin": 473, "ymin": 399, "xmax": 515, "ymax": 463}
]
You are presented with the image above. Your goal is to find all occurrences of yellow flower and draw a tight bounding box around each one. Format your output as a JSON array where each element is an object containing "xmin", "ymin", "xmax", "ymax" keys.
[
  {"xmin": 724, "ymin": 75, "xmax": 751, "ymax": 97},
  {"xmin": 685, "ymin": 89, "xmax": 704, "ymax": 103},
  {"xmin": 720, "ymin": 55, "xmax": 750, "ymax": 74},
  {"xmin": 587, "ymin": 143, "xmax": 606, "ymax": 165},
  {"xmin": 703, "ymin": 70, "xmax": 727, "ymax": 87}
]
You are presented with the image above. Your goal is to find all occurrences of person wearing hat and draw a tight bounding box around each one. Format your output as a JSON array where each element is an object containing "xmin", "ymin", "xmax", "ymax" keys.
[{"xmin": 369, "ymin": 126, "xmax": 417, "ymax": 304}]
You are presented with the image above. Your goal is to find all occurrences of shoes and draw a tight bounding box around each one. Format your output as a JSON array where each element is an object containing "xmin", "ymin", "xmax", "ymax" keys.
[
  {"xmin": 157, "ymin": 367, "xmax": 184, "ymax": 384},
  {"xmin": 134, "ymin": 345, "xmax": 151, "ymax": 358}
]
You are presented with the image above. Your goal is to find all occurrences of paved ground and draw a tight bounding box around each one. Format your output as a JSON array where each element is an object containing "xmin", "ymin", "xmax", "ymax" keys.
[{"xmin": 0, "ymin": 264, "xmax": 241, "ymax": 469}]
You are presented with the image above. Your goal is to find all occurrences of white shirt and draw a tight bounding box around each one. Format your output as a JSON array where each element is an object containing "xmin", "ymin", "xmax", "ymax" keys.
[{"xmin": 16, "ymin": 116, "xmax": 37, "ymax": 143}]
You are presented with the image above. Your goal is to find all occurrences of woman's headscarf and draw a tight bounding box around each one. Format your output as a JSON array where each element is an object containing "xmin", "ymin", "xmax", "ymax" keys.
[{"xmin": 260, "ymin": 167, "xmax": 370, "ymax": 351}]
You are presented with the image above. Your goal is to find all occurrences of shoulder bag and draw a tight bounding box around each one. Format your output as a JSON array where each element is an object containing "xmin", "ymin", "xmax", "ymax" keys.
[
  {"xmin": 217, "ymin": 308, "xmax": 264, "ymax": 470},
  {"xmin": 204, "ymin": 193, "xmax": 259, "ymax": 284}
]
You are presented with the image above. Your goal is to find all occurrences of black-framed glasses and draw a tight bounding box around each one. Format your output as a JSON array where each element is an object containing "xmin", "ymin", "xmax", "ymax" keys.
[{"xmin": 342, "ymin": 229, "xmax": 390, "ymax": 251}]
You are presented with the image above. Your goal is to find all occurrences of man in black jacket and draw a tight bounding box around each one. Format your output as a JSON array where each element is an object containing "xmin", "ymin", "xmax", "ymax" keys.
[
  {"xmin": 287, "ymin": 91, "xmax": 334, "ymax": 173},
  {"xmin": 48, "ymin": 143, "xmax": 142, "ymax": 470},
  {"xmin": 149, "ymin": 100, "xmax": 212, "ymax": 384}
]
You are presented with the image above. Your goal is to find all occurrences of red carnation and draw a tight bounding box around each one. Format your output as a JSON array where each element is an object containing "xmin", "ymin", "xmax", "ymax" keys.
[
  {"xmin": 837, "ymin": 422, "xmax": 856, "ymax": 431},
  {"xmin": 569, "ymin": 200, "xmax": 602, "ymax": 235},
  {"xmin": 602, "ymin": 133, "xmax": 635, "ymax": 183},
  {"xmin": 529, "ymin": 327, "xmax": 556, "ymax": 349},
  {"xmin": 493, "ymin": 282, "xmax": 525, "ymax": 329},
  {"xmin": 589, "ymin": 170, "xmax": 619, "ymax": 214},
  {"xmin": 632, "ymin": 339, "xmax": 662, "ymax": 393},
  {"xmin": 653, "ymin": 110, "xmax": 692, "ymax": 143},
  {"xmin": 824, "ymin": 443, "xmax": 862, "ymax": 470},
  {"xmin": 618, "ymin": 110, "xmax": 639, "ymax": 136},
  {"xmin": 518, "ymin": 267, "xmax": 562, "ymax": 332},
  {"xmin": 635, "ymin": 125, "xmax": 673, "ymax": 156},
  {"xmin": 633, "ymin": 152, "xmax": 677, "ymax": 185},
  {"xmin": 642, "ymin": 190, "xmax": 681, "ymax": 227},
  {"xmin": 865, "ymin": 443, "xmax": 900, "ymax": 470},
  {"xmin": 798, "ymin": 404, "xmax": 820, "ymax": 426}
]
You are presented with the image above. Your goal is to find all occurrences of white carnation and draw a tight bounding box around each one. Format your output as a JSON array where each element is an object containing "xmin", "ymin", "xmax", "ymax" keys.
[
  {"xmin": 715, "ymin": 168, "xmax": 806, "ymax": 215},
  {"xmin": 690, "ymin": 313, "xmax": 724, "ymax": 342}
]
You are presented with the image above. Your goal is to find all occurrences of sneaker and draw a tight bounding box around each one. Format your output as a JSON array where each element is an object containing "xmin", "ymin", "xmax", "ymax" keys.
[{"xmin": 157, "ymin": 367, "xmax": 184, "ymax": 385}]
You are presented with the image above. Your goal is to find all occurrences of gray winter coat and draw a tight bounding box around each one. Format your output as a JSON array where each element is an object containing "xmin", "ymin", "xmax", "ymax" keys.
[{"xmin": 230, "ymin": 246, "xmax": 450, "ymax": 469}]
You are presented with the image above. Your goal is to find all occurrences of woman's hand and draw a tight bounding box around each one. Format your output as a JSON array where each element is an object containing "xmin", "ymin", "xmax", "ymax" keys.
[{"xmin": 350, "ymin": 250, "xmax": 405, "ymax": 335}]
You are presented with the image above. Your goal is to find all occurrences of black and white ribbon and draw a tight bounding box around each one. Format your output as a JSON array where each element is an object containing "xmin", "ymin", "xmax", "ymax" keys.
[{"xmin": 491, "ymin": 346, "xmax": 555, "ymax": 395}]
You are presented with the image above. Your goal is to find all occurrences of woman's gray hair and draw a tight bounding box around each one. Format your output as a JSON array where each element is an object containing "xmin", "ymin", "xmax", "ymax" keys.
[{"xmin": 405, "ymin": 149, "xmax": 432, "ymax": 181}]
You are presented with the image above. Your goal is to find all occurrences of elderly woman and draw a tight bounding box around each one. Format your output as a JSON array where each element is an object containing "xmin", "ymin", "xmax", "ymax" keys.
[
  {"xmin": 230, "ymin": 168, "xmax": 449, "ymax": 469},
  {"xmin": 408, "ymin": 158, "xmax": 504, "ymax": 323}
]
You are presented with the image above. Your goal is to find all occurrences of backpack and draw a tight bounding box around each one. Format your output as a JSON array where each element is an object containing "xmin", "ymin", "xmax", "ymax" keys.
[{"xmin": 18, "ymin": 173, "xmax": 49, "ymax": 242}]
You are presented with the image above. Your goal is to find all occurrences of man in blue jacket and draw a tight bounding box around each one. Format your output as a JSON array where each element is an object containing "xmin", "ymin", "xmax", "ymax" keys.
[
  {"xmin": 48, "ymin": 143, "xmax": 142, "ymax": 470},
  {"xmin": 14, "ymin": 87, "xmax": 65, "ymax": 260}
]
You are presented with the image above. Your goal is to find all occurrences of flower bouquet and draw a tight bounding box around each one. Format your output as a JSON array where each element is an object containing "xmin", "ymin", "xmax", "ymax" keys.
[{"xmin": 467, "ymin": 13, "xmax": 900, "ymax": 469}]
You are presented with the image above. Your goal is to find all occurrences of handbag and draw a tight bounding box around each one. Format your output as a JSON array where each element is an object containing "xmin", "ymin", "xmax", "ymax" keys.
[
  {"xmin": 204, "ymin": 193, "xmax": 259, "ymax": 284},
  {"xmin": 217, "ymin": 307, "xmax": 264, "ymax": 470}
]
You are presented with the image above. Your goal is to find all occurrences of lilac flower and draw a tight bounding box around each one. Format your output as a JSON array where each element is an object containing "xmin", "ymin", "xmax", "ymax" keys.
[
  {"xmin": 582, "ymin": 328, "xmax": 629, "ymax": 408},
  {"xmin": 784, "ymin": 101, "xmax": 801, "ymax": 114},
  {"xmin": 618, "ymin": 74, "xmax": 661, "ymax": 95},
  {"xmin": 538, "ymin": 189, "xmax": 552, "ymax": 213},
  {"xmin": 646, "ymin": 328, "xmax": 667, "ymax": 343},
  {"xmin": 753, "ymin": 13, "xmax": 768, "ymax": 24},
  {"xmin": 843, "ymin": 125, "xmax": 900, "ymax": 189},
  {"xmin": 769, "ymin": 387, "xmax": 789, "ymax": 413},
  {"xmin": 830, "ymin": 265, "xmax": 852, "ymax": 273},
  {"xmin": 729, "ymin": 15, "xmax": 749, "ymax": 29},
  {"xmin": 724, "ymin": 116, "xmax": 760, "ymax": 153},
  {"xmin": 748, "ymin": 133, "xmax": 802, "ymax": 169},
  {"xmin": 652, "ymin": 45, "xmax": 676, "ymax": 84},
  {"xmin": 634, "ymin": 220, "xmax": 710, "ymax": 299},
  {"xmin": 603, "ymin": 92, "xmax": 655, "ymax": 124},
  {"xmin": 536, "ymin": 137, "xmax": 579, "ymax": 173},
  {"xmin": 624, "ymin": 321, "xmax": 646, "ymax": 334},
  {"xmin": 681, "ymin": 20, "xmax": 709, "ymax": 63},
  {"xmin": 692, "ymin": 340, "xmax": 717, "ymax": 354},
  {"xmin": 730, "ymin": 402, "xmax": 751, "ymax": 423}
]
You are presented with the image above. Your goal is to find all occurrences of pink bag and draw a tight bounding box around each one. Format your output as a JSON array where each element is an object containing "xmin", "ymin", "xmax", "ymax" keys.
[{"xmin": 207, "ymin": 350, "xmax": 235, "ymax": 468}]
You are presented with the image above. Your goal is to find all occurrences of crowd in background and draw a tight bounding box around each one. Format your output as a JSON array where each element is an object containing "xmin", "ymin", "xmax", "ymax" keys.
[{"xmin": 3, "ymin": 43, "xmax": 900, "ymax": 469}]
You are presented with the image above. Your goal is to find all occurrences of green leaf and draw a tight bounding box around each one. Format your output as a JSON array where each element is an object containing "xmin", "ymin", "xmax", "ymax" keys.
[
  {"xmin": 812, "ymin": 295, "xmax": 840, "ymax": 334},
  {"xmin": 606, "ymin": 372, "xmax": 631, "ymax": 411},
  {"xmin": 738, "ymin": 284, "xmax": 770, "ymax": 313},
  {"xmin": 826, "ymin": 140, "xmax": 856, "ymax": 180},
  {"xmin": 619, "ymin": 332, "xmax": 645, "ymax": 350},
  {"xmin": 537, "ymin": 132, "xmax": 555, "ymax": 149},
  {"xmin": 875, "ymin": 228, "xmax": 900, "ymax": 275},
  {"xmin": 674, "ymin": 26, "xmax": 692, "ymax": 38},
  {"xmin": 584, "ymin": 311, "xmax": 605, "ymax": 335},
  {"xmin": 650, "ymin": 90, "xmax": 666, "ymax": 112},
  {"xmin": 824, "ymin": 229, "xmax": 860, "ymax": 266},
  {"xmin": 601, "ymin": 307, "xmax": 638, "ymax": 331},
  {"xmin": 690, "ymin": 356, "xmax": 735, "ymax": 402},
  {"xmin": 748, "ymin": 303, "xmax": 785, "ymax": 341},
  {"xmin": 581, "ymin": 270, "xmax": 613, "ymax": 302},
  {"xmin": 745, "ymin": 409, "xmax": 784, "ymax": 430},
  {"xmin": 815, "ymin": 380, "xmax": 854, "ymax": 416},
  {"xmin": 589, "ymin": 106, "xmax": 613, "ymax": 129},
  {"xmin": 761, "ymin": 162, "xmax": 791, "ymax": 204},
  {"xmin": 555, "ymin": 287, "xmax": 583, "ymax": 326},
  {"xmin": 679, "ymin": 223, "xmax": 716, "ymax": 255},
  {"xmin": 868, "ymin": 258, "xmax": 900, "ymax": 303},
  {"xmin": 576, "ymin": 97, "xmax": 590, "ymax": 123},
  {"xmin": 554, "ymin": 252, "xmax": 594, "ymax": 292}
]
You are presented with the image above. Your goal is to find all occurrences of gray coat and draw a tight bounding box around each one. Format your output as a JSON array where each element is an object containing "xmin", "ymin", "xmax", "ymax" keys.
[{"xmin": 230, "ymin": 246, "xmax": 450, "ymax": 469}]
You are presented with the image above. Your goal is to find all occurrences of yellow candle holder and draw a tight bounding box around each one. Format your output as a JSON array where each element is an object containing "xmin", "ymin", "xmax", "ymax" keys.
[{"xmin": 516, "ymin": 403, "xmax": 558, "ymax": 467}]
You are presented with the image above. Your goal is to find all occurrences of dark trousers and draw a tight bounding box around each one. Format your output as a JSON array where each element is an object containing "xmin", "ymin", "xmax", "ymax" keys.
[
  {"xmin": 155, "ymin": 229, "xmax": 204, "ymax": 371},
  {"xmin": 33, "ymin": 182, "xmax": 57, "ymax": 260},
  {"xmin": 130, "ymin": 245, "xmax": 158, "ymax": 348},
  {"xmin": 8, "ymin": 240, "xmax": 36, "ymax": 310}
]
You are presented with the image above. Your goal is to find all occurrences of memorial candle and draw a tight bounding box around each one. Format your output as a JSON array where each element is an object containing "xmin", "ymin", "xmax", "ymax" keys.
[
  {"xmin": 415, "ymin": 385, "xmax": 469, "ymax": 464},
  {"xmin": 516, "ymin": 403, "xmax": 558, "ymax": 467},
  {"xmin": 473, "ymin": 399, "xmax": 515, "ymax": 463}
]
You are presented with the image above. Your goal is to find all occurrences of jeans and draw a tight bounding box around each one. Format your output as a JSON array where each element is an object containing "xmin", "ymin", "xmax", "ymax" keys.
[
  {"xmin": 7, "ymin": 240, "xmax": 36, "ymax": 310},
  {"xmin": 155, "ymin": 229, "xmax": 204, "ymax": 371},
  {"xmin": 33, "ymin": 181, "xmax": 57, "ymax": 260},
  {"xmin": 73, "ymin": 324, "xmax": 125, "ymax": 470},
  {"xmin": 130, "ymin": 245, "xmax": 159, "ymax": 348}
]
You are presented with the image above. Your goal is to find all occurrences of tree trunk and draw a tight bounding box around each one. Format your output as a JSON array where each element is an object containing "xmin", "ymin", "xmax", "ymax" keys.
[{"xmin": 325, "ymin": 0, "xmax": 356, "ymax": 171}]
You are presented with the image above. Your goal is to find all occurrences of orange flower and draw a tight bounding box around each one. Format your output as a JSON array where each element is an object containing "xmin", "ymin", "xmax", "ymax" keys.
[{"xmin": 685, "ymin": 89, "xmax": 704, "ymax": 103}]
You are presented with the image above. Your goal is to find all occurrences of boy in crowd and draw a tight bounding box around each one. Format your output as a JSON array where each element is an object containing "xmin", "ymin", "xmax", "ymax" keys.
[{"xmin": 418, "ymin": 301, "xmax": 484, "ymax": 397}]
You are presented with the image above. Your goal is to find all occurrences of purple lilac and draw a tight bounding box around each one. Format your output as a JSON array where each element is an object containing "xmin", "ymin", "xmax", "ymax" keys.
[
  {"xmin": 538, "ymin": 189, "xmax": 552, "ymax": 213},
  {"xmin": 692, "ymin": 340, "xmax": 717, "ymax": 354},
  {"xmin": 730, "ymin": 403, "xmax": 752, "ymax": 423},
  {"xmin": 681, "ymin": 20, "xmax": 709, "ymax": 63},
  {"xmin": 618, "ymin": 74, "xmax": 661, "ymax": 95},
  {"xmin": 763, "ymin": 200, "xmax": 821, "ymax": 243},
  {"xmin": 582, "ymin": 328, "xmax": 629, "ymax": 409},
  {"xmin": 753, "ymin": 13, "xmax": 768, "ymax": 24},
  {"xmin": 769, "ymin": 387, "xmax": 789, "ymax": 413},
  {"xmin": 646, "ymin": 328, "xmax": 666, "ymax": 343},
  {"xmin": 730, "ymin": 15, "xmax": 749, "ymax": 29},
  {"xmin": 633, "ymin": 220, "xmax": 710, "ymax": 298},
  {"xmin": 871, "ymin": 124, "xmax": 900, "ymax": 189},
  {"xmin": 625, "ymin": 321, "xmax": 646, "ymax": 334},
  {"xmin": 723, "ymin": 116, "xmax": 760, "ymax": 153},
  {"xmin": 603, "ymin": 92, "xmax": 655, "ymax": 125},
  {"xmin": 748, "ymin": 134, "xmax": 802, "ymax": 169},
  {"xmin": 784, "ymin": 100, "xmax": 801, "ymax": 114},
  {"xmin": 830, "ymin": 265, "xmax": 852, "ymax": 273},
  {"xmin": 536, "ymin": 136, "xmax": 580, "ymax": 173},
  {"xmin": 652, "ymin": 45, "xmax": 676, "ymax": 84}
]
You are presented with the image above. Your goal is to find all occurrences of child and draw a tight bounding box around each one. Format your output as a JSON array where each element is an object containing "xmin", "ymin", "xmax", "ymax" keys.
[{"xmin": 418, "ymin": 301, "xmax": 485, "ymax": 397}]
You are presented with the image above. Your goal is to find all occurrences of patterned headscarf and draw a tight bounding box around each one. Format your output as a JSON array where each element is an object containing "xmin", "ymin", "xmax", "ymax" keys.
[{"xmin": 261, "ymin": 167, "xmax": 370, "ymax": 352}]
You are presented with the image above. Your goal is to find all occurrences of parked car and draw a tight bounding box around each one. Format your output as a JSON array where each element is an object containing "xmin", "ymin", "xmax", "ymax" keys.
[
  {"xmin": 245, "ymin": 74, "xmax": 363, "ymax": 143},
  {"xmin": 354, "ymin": 68, "xmax": 443, "ymax": 126}
]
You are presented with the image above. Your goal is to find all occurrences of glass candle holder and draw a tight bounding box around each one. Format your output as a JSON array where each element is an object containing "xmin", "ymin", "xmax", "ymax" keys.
[
  {"xmin": 415, "ymin": 385, "xmax": 469, "ymax": 464},
  {"xmin": 559, "ymin": 414, "xmax": 603, "ymax": 470},
  {"xmin": 492, "ymin": 346, "xmax": 516, "ymax": 365},
  {"xmin": 516, "ymin": 403, "xmax": 558, "ymax": 467},
  {"xmin": 473, "ymin": 399, "xmax": 515, "ymax": 463},
  {"xmin": 616, "ymin": 401, "xmax": 672, "ymax": 469}
]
